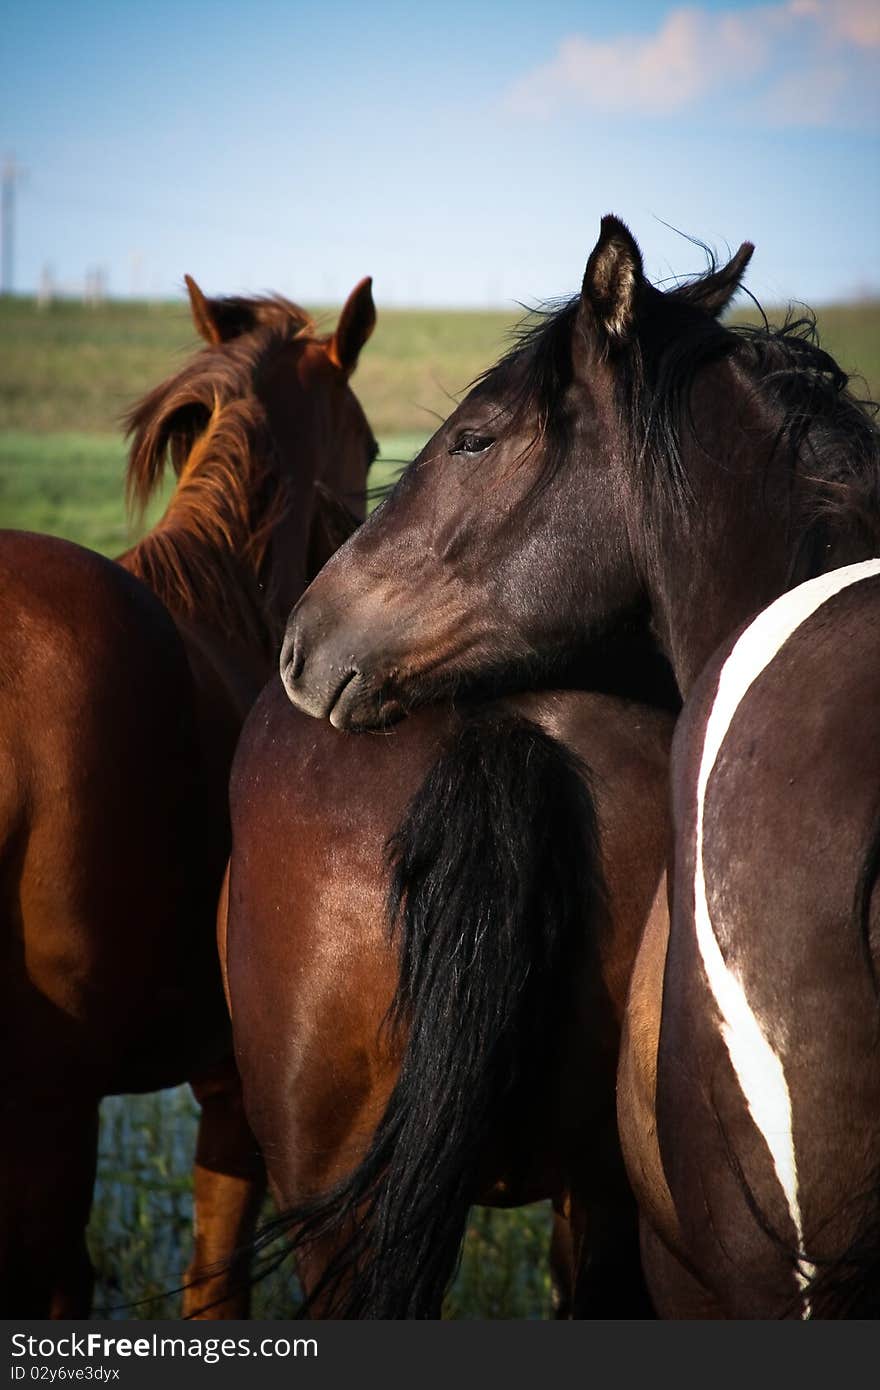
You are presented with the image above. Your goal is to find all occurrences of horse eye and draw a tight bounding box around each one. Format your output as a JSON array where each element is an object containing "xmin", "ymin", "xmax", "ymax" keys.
[{"xmin": 451, "ymin": 433, "xmax": 495, "ymax": 456}]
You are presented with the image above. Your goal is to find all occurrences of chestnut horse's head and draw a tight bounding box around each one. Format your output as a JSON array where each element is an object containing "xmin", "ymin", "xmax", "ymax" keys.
[
  {"xmin": 124, "ymin": 274, "xmax": 378, "ymax": 648},
  {"xmin": 281, "ymin": 216, "xmax": 753, "ymax": 727},
  {"xmin": 182, "ymin": 273, "xmax": 377, "ymax": 522}
]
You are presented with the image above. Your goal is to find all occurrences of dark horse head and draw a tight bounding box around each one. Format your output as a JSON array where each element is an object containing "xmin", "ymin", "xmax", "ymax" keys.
[{"xmin": 281, "ymin": 216, "xmax": 880, "ymax": 727}]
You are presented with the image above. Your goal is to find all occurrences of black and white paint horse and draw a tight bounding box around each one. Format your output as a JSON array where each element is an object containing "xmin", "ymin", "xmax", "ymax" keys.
[{"xmin": 628, "ymin": 559, "xmax": 880, "ymax": 1318}]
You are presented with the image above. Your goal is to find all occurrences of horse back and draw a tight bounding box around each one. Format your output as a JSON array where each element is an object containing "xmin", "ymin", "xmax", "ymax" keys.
[{"xmin": 226, "ymin": 682, "xmax": 672, "ymax": 1207}]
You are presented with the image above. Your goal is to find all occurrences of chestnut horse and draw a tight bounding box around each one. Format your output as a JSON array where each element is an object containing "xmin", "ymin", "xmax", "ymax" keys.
[
  {"xmin": 278, "ymin": 216, "xmax": 880, "ymax": 1314},
  {"xmin": 226, "ymin": 686, "xmax": 673, "ymax": 1317},
  {"xmin": 0, "ymin": 274, "xmax": 376, "ymax": 1317}
]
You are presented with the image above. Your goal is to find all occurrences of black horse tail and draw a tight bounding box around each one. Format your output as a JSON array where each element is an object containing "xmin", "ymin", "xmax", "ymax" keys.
[{"xmin": 257, "ymin": 708, "xmax": 605, "ymax": 1317}]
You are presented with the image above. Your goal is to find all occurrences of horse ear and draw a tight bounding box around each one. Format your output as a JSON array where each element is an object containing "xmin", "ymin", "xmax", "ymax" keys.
[
  {"xmin": 329, "ymin": 277, "xmax": 376, "ymax": 375},
  {"xmin": 185, "ymin": 275, "xmax": 257, "ymax": 344},
  {"xmin": 672, "ymin": 242, "xmax": 755, "ymax": 317},
  {"xmin": 580, "ymin": 215, "xmax": 644, "ymax": 344},
  {"xmin": 185, "ymin": 275, "xmax": 224, "ymax": 345}
]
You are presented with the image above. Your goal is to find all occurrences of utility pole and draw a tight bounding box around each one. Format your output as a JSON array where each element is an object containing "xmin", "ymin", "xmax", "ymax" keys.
[{"xmin": 1, "ymin": 155, "xmax": 25, "ymax": 296}]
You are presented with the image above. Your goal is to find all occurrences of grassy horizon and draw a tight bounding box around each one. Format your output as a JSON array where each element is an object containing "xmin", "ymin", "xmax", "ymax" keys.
[
  {"xmin": 0, "ymin": 294, "xmax": 520, "ymax": 439},
  {"xmin": 3, "ymin": 292, "xmax": 879, "ymax": 437},
  {"xmin": 3, "ymin": 294, "xmax": 878, "ymax": 553}
]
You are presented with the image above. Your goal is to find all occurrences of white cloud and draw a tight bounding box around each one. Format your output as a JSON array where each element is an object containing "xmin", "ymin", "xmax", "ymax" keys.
[
  {"xmin": 504, "ymin": 1, "xmax": 880, "ymax": 126},
  {"xmin": 811, "ymin": 0, "xmax": 880, "ymax": 48}
]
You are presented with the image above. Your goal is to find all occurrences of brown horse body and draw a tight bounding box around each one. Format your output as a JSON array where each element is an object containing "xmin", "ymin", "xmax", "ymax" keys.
[
  {"xmin": 0, "ymin": 277, "xmax": 376, "ymax": 1316},
  {"xmin": 225, "ymin": 673, "xmax": 672, "ymax": 1314},
  {"xmin": 0, "ymin": 534, "xmax": 216, "ymax": 1315}
]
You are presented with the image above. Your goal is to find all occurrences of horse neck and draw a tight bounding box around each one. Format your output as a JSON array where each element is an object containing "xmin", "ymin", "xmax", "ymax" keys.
[
  {"xmin": 641, "ymin": 360, "xmax": 879, "ymax": 697},
  {"xmin": 119, "ymin": 426, "xmax": 316, "ymax": 710},
  {"xmin": 647, "ymin": 519, "xmax": 788, "ymax": 698}
]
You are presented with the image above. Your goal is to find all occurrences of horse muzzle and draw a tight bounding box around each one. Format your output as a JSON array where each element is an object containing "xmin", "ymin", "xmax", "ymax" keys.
[{"xmin": 280, "ymin": 611, "xmax": 402, "ymax": 731}]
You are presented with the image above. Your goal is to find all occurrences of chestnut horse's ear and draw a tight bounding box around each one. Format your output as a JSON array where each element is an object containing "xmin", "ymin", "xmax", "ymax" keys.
[
  {"xmin": 185, "ymin": 275, "xmax": 223, "ymax": 345},
  {"xmin": 671, "ymin": 242, "xmax": 755, "ymax": 317},
  {"xmin": 329, "ymin": 277, "xmax": 376, "ymax": 375},
  {"xmin": 580, "ymin": 215, "xmax": 644, "ymax": 344},
  {"xmin": 185, "ymin": 275, "xmax": 257, "ymax": 344}
]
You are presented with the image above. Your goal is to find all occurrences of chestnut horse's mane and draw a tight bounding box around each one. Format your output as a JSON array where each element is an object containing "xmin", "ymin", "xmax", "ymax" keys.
[{"xmin": 122, "ymin": 294, "xmax": 317, "ymax": 651}]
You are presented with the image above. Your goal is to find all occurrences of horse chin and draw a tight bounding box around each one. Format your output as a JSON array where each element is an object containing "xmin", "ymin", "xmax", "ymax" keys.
[{"xmin": 280, "ymin": 665, "xmax": 333, "ymax": 720}]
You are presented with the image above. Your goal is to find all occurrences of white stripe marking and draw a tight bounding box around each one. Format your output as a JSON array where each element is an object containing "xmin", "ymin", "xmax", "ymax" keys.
[{"xmin": 693, "ymin": 557, "xmax": 880, "ymax": 1315}]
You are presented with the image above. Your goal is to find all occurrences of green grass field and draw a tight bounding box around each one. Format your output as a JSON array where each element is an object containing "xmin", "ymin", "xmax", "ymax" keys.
[
  {"xmin": 0, "ymin": 296, "xmax": 524, "ymax": 553},
  {"xmin": 2, "ymin": 291, "xmax": 879, "ymax": 1319},
  {"xmin": 2, "ymin": 293, "xmax": 879, "ymax": 553}
]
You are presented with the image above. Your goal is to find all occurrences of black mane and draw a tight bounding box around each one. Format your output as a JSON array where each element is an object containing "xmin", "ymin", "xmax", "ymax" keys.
[
  {"xmin": 471, "ymin": 298, "xmax": 580, "ymax": 494},
  {"xmin": 730, "ymin": 312, "xmax": 880, "ymax": 567},
  {"xmin": 480, "ymin": 267, "xmax": 880, "ymax": 568}
]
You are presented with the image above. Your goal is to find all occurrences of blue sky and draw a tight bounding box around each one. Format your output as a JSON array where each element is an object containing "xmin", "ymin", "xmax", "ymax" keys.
[{"xmin": 3, "ymin": 0, "xmax": 879, "ymax": 308}]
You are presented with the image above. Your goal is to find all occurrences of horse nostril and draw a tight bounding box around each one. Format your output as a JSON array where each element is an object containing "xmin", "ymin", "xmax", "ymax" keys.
[{"xmin": 280, "ymin": 626, "xmax": 305, "ymax": 684}]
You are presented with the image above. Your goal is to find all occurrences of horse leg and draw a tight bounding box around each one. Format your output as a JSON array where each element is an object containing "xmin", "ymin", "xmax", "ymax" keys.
[
  {"xmin": 568, "ymin": 1140, "xmax": 656, "ymax": 1318},
  {"xmin": 183, "ymin": 1059, "xmax": 267, "ymax": 1319},
  {"xmin": 640, "ymin": 1222, "xmax": 723, "ymax": 1319},
  {"xmin": 0, "ymin": 1096, "xmax": 98, "ymax": 1317}
]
